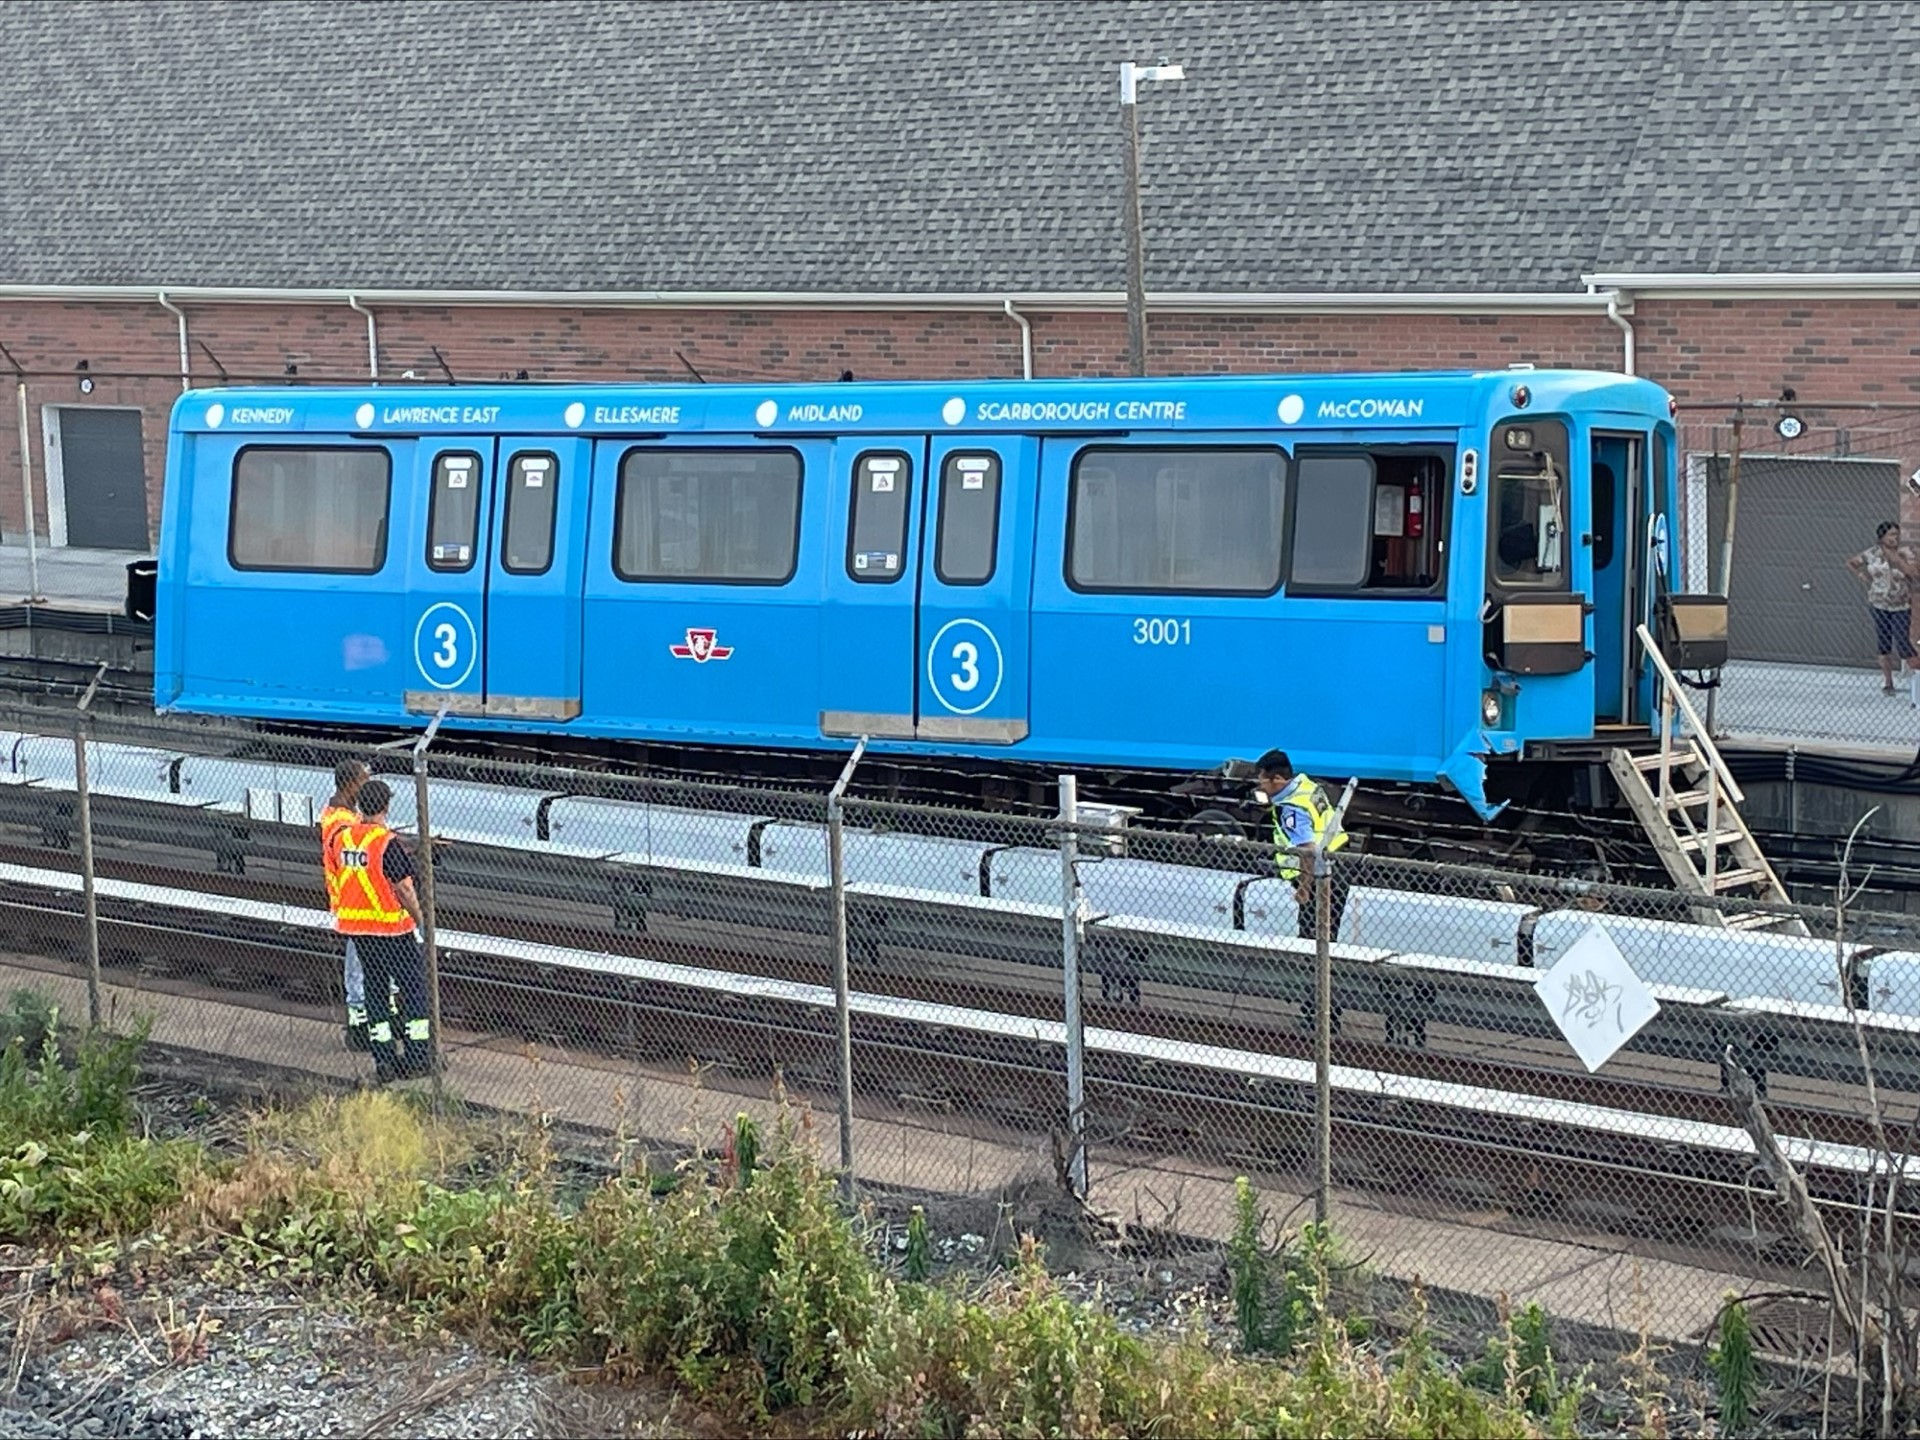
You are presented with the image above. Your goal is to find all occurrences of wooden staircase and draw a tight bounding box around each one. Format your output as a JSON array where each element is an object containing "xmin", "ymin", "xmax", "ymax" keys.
[{"xmin": 1606, "ymin": 623, "xmax": 1807, "ymax": 936}]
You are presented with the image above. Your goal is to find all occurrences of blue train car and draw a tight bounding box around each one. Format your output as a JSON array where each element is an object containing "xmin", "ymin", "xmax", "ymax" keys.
[{"xmin": 153, "ymin": 369, "xmax": 1699, "ymax": 817}]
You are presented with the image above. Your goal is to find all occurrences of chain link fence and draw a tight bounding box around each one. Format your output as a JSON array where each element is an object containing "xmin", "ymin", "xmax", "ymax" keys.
[
  {"xmin": 0, "ymin": 694, "xmax": 1916, "ymax": 1353},
  {"xmin": 1678, "ymin": 401, "xmax": 1920, "ymax": 756}
]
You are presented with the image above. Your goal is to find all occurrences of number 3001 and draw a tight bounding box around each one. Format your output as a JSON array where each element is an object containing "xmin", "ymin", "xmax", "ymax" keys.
[{"xmin": 1132, "ymin": 618, "xmax": 1191, "ymax": 646}]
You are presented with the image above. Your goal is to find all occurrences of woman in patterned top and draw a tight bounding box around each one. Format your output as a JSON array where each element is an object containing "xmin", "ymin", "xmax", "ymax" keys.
[{"xmin": 1847, "ymin": 521, "xmax": 1920, "ymax": 694}]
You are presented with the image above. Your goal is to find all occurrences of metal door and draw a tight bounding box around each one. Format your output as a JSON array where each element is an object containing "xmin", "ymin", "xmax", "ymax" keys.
[
  {"xmin": 482, "ymin": 436, "xmax": 591, "ymax": 720},
  {"xmin": 53, "ymin": 407, "xmax": 150, "ymax": 549},
  {"xmin": 403, "ymin": 438, "xmax": 495, "ymax": 717},
  {"xmin": 915, "ymin": 435, "xmax": 1036, "ymax": 745},
  {"xmin": 819, "ymin": 435, "xmax": 929, "ymax": 739}
]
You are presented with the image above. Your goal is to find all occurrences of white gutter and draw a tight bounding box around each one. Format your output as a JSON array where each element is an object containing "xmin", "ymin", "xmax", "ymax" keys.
[
  {"xmin": 345, "ymin": 293, "xmax": 379, "ymax": 378},
  {"xmin": 153, "ymin": 291, "xmax": 189, "ymax": 392},
  {"xmin": 1002, "ymin": 298, "xmax": 1034, "ymax": 379},
  {"xmin": 1604, "ymin": 292, "xmax": 1634, "ymax": 375},
  {"xmin": 0, "ymin": 283, "xmax": 1628, "ymax": 317},
  {"xmin": 1583, "ymin": 271, "xmax": 1920, "ymax": 299}
]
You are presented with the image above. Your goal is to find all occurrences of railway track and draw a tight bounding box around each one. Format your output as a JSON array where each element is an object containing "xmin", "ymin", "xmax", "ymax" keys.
[{"xmin": 1, "ymin": 826, "xmax": 1913, "ymax": 1296}]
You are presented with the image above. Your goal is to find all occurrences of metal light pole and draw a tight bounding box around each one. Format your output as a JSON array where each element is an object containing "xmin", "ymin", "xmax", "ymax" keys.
[{"xmin": 1118, "ymin": 60, "xmax": 1184, "ymax": 378}]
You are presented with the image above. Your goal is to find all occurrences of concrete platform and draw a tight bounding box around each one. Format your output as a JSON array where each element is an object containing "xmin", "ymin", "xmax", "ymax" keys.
[
  {"xmin": 1715, "ymin": 659, "xmax": 1918, "ymax": 759},
  {"xmin": 0, "ymin": 541, "xmax": 144, "ymax": 613},
  {"xmin": 0, "ymin": 953, "xmax": 1765, "ymax": 1345}
]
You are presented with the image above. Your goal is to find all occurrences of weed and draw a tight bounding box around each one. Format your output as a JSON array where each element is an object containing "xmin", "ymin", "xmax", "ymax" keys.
[
  {"xmin": 1709, "ymin": 1293, "xmax": 1758, "ymax": 1436},
  {"xmin": 903, "ymin": 1205, "xmax": 930, "ymax": 1283},
  {"xmin": 1465, "ymin": 1297, "xmax": 1565, "ymax": 1417}
]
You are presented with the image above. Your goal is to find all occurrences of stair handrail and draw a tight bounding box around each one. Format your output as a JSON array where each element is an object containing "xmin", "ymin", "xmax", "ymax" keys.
[{"xmin": 1635, "ymin": 622, "xmax": 1745, "ymax": 807}]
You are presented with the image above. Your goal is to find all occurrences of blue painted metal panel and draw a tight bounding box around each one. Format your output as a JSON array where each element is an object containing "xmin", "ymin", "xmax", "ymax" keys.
[
  {"xmin": 402, "ymin": 437, "xmax": 495, "ymax": 713},
  {"xmin": 482, "ymin": 436, "xmax": 593, "ymax": 716},
  {"xmin": 579, "ymin": 436, "xmax": 831, "ymax": 748},
  {"xmin": 916, "ymin": 434, "xmax": 1037, "ymax": 747},
  {"xmin": 818, "ymin": 436, "xmax": 927, "ymax": 735}
]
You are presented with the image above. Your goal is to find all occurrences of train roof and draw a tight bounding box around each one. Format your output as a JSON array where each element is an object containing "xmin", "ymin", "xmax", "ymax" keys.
[{"xmin": 171, "ymin": 368, "xmax": 1672, "ymax": 440}]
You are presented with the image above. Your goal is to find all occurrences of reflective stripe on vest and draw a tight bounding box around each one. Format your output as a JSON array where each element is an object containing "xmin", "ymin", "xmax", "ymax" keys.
[
  {"xmin": 1272, "ymin": 774, "xmax": 1349, "ymax": 881},
  {"xmin": 319, "ymin": 805, "xmax": 357, "ymax": 922},
  {"xmin": 335, "ymin": 822, "xmax": 415, "ymax": 936}
]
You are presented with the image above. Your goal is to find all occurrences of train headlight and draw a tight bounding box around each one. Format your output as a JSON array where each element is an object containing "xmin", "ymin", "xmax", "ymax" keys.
[{"xmin": 1481, "ymin": 688, "xmax": 1504, "ymax": 728}]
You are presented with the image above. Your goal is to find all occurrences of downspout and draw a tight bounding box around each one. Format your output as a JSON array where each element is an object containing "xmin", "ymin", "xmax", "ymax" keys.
[
  {"xmin": 154, "ymin": 290, "xmax": 190, "ymax": 392},
  {"xmin": 346, "ymin": 293, "xmax": 379, "ymax": 378},
  {"xmin": 1605, "ymin": 291, "xmax": 1635, "ymax": 376},
  {"xmin": 1002, "ymin": 298, "xmax": 1033, "ymax": 380}
]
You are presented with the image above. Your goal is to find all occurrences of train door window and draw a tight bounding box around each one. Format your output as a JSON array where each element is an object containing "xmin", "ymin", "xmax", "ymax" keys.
[
  {"xmin": 229, "ymin": 446, "xmax": 390, "ymax": 573},
  {"xmin": 500, "ymin": 452, "xmax": 559, "ymax": 576},
  {"xmin": 847, "ymin": 451, "xmax": 912, "ymax": 583},
  {"xmin": 614, "ymin": 448, "xmax": 803, "ymax": 583},
  {"xmin": 1066, "ymin": 446, "xmax": 1284, "ymax": 594},
  {"xmin": 1287, "ymin": 450, "xmax": 1449, "ymax": 595},
  {"xmin": 936, "ymin": 452, "xmax": 1001, "ymax": 585},
  {"xmin": 1489, "ymin": 418, "xmax": 1571, "ymax": 590},
  {"xmin": 427, "ymin": 452, "xmax": 482, "ymax": 572}
]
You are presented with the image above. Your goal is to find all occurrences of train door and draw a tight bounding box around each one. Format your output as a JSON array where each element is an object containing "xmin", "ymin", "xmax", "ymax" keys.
[
  {"xmin": 914, "ymin": 435, "xmax": 1038, "ymax": 745},
  {"xmin": 481, "ymin": 436, "xmax": 592, "ymax": 720},
  {"xmin": 1589, "ymin": 431, "xmax": 1646, "ymax": 724},
  {"xmin": 402, "ymin": 435, "xmax": 591, "ymax": 721},
  {"xmin": 580, "ymin": 438, "xmax": 827, "ymax": 747},
  {"xmin": 819, "ymin": 436, "xmax": 930, "ymax": 739},
  {"xmin": 404, "ymin": 437, "xmax": 495, "ymax": 716}
]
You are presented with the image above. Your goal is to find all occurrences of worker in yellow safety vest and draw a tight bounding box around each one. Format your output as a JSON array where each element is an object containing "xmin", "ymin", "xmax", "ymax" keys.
[
  {"xmin": 320, "ymin": 759, "xmax": 372, "ymax": 1053},
  {"xmin": 1253, "ymin": 748, "xmax": 1351, "ymax": 942},
  {"xmin": 334, "ymin": 780, "xmax": 438, "ymax": 1084}
]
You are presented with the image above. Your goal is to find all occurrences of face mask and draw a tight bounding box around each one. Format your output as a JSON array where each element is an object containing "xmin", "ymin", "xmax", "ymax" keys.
[{"xmin": 1252, "ymin": 787, "xmax": 1272, "ymax": 805}]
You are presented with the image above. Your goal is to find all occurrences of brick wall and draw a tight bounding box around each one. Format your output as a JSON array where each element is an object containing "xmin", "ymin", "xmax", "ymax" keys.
[{"xmin": 0, "ymin": 295, "xmax": 1915, "ymax": 547}]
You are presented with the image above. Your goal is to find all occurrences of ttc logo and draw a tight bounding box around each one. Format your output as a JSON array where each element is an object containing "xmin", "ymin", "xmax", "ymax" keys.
[{"xmin": 669, "ymin": 628, "xmax": 733, "ymax": 663}]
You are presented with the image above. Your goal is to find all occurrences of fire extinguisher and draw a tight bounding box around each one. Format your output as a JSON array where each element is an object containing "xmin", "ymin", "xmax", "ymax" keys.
[{"xmin": 1406, "ymin": 477, "xmax": 1424, "ymax": 539}]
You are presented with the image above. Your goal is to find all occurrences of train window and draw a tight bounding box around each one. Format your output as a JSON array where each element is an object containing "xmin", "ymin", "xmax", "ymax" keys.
[
  {"xmin": 614, "ymin": 447, "xmax": 803, "ymax": 584},
  {"xmin": 1067, "ymin": 446, "xmax": 1283, "ymax": 595},
  {"xmin": 1288, "ymin": 449, "xmax": 1449, "ymax": 595},
  {"xmin": 500, "ymin": 452, "xmax": 559, "ymax": 576},
  {"xmin": 847, "ymin": 451, "xmax": 912, "ymax": 584},
  {"xmin": 936, "ymin": 452, "xmax": 1001, "ymax": 585},
  {"xmin": 1591, "ymin": 462, "xmax": 1616, "ymax": 571},
  {"xmin": 426, "ymin": 452, "xmax": 482, "ymax": 572},
  {"xmin": 1490, "ymin": 417, "xmax": 1571, "ymax": 590},
  {"xmin": 228, "ymin": 446, "xmax": 390, "ymax": 574}
]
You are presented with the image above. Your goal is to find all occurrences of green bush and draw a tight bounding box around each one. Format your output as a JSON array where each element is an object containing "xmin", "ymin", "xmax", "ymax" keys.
[{"xmin": 1709, "ymin": 1294, "xmax": 1759, "ymax": 1436}]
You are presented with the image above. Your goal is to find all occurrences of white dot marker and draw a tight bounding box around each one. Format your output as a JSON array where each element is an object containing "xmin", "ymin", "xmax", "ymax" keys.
[
  {"xmin": 755, "ymin": 400, "xmax": 779, "ymax": 428},
  {"xmin": 204, "ymin": 403, "xmax": 224, "ymax": 428},
  {"xmin": 942, "ymin": 397, "xmax": 966, "ymax": 426},
  {"xmin": 564, "ymin": 402, "xmax": 586, "ymax": 428},
  {"xmin": 355, "ymin": 403, "xmax": 376, "ymax": 430},
  {"xmin": 1277, "ymin": 394, "xmax": 1305, "ymax": 425}
]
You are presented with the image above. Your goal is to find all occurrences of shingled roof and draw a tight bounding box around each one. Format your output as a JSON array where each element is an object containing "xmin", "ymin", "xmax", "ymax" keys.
[{"xmin": 1, "ymin": 0, "xmax": 1916, "ymax": 294}]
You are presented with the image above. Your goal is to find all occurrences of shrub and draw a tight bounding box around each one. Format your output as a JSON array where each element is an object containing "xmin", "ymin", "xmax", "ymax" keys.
[{"xmin": 1709, "ymin": 1294, "xmax": 1758, "ymax": 1435}]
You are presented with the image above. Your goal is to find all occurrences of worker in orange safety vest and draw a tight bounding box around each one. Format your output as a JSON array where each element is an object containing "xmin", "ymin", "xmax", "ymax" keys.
[{"xmin": 334, "ymin": 779, "xmax": 438, "ymax": 1084}]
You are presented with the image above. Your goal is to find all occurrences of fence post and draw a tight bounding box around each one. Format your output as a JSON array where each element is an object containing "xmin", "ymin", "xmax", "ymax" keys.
[
  {"xmin": 1706, "ymin": 401, "xmax": 1744, "ymax": 738},
  {"xmin": 411, "ymin": 702, "xmax": 450, "ymax": 1103},
  {"xmin": 1059, "ymin": 774, "xmax": 1088, "ymax": 1200},
  {"xmin": 72, "ymin": 663, "xmax": 107, "ymax": 1031},
  {"xmin": 827, "ymin": 737, "xmax": 867, "ymax": 1202},
  {"xmin": 1313, "ymin": 843, "xmax": 1333, "ymax": 1226}
]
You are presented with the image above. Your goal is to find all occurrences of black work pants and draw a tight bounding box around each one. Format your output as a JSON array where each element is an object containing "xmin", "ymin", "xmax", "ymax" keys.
[{"xmin": 356, "ymin": 931, "xmax": 433, "ymax": 1081}]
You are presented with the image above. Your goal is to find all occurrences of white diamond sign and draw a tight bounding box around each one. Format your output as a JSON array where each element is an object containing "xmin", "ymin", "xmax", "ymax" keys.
[{"xmin": 1533, "ymin": 924, "xmax": 1660, "ymax": 1072}]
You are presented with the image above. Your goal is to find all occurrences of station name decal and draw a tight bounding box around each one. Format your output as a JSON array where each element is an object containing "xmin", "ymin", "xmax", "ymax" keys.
[
  {"xmin": 376, "ymin": 404, "xmax": 503, "ymax": 426},
  {"xmin": 228, "ymin": 407, "xmax": 295, "ymax": 425},
  {"xmin": 972, "ymin": 399, "xmax": 1188, "ymax": 423},
  {"xmin": 594, "ymin": 404, "xmax": 682, "ymax": 425},
  {"xmin": 1316, "ymin": 397, "xmax": 1425, "ymax": 420}
]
